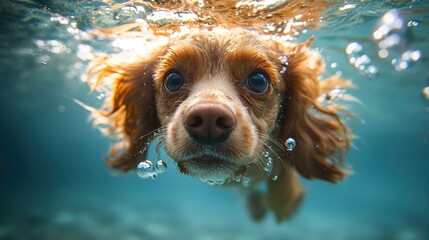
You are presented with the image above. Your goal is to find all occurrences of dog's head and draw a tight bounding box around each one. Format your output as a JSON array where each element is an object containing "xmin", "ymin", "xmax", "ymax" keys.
[
  {"xmin": 87, "ymin": 29, "xmax": 350, "ymax": 183},
  {"xmin": 153, "ymin": 31, "xmax": 284, "ymax": 182}
]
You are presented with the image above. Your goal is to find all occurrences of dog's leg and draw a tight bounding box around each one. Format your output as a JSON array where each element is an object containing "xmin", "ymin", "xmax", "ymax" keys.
[
  {"xmin": 267, "ymin": 167, "xmax": 305, "ymax": 222},
  {"xmin": 246, "ymin": 189, "xmax": 267, "ymax": 221}
]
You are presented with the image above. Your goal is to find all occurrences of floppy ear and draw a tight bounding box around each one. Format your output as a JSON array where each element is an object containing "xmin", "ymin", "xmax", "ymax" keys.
[
  {"xmin": 278, "ymin": 39, "xmax": 352, "ymax": 183},
  {"xmin": 86, "ymin": 48, "xmax": 166, "ymax": 172}
]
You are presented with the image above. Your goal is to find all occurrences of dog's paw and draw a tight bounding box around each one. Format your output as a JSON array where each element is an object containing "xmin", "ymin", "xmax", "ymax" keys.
[
  {"xmin": 246, "ymin": 191, "xmax": 267, "ymax": 222},
  {"xmin": 267, "ymin": 169, "xmax": 305, "ymax": 222},
  {"xmin": 272, "ymin": 186, "xmax": 305, "ymax": 222}
]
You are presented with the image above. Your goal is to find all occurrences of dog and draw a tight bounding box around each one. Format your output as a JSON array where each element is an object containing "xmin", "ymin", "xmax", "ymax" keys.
[{"xmin": 85, "ymin": 28, "xmax": 352, "ymax": 222}]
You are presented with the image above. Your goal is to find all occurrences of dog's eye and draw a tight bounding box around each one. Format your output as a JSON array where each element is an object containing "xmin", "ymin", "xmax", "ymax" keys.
[
  {"xmin": 164, "ymin": 71, "xmax": 184, "ymax": 92},
  {"xmin": 245, "ymin": 71, "xmax": 270, "ymax": 94}
]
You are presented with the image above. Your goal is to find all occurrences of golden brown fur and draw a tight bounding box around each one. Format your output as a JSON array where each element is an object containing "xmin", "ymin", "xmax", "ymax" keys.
[{"xmin": 86, "ymin": 28, "xmax": 352, "ymax": 222}]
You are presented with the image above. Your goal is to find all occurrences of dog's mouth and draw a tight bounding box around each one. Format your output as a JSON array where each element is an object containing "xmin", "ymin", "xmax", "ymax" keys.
[{"xmin": 176, "ymin": 155, "xmax": 246, "ymax": 185}]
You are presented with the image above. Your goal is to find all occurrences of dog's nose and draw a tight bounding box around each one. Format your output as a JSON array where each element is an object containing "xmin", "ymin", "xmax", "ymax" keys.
[{"xmin": 184, "ymin": 104, "xmax": 236, "ymax": 144}]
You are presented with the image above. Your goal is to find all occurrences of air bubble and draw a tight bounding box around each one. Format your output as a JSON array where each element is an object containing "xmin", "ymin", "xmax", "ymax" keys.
[
  {"xmin": 234, "ymin": 176, "xmax": 242, "ymax": 183},
  {"xmin": 263, "ymin": 160, "xmax": 273, "ymax": 173},
  {"xmin": 242, "ymin": 177, "xmax": 251, "ymax": 187},
  {"xmin": 372, "ymin": 9, "xmax": 421, "ymax": 71},
  {"xmin": 263, "ymin": 151, "xmax": 270, "ymax": 158},
  {"xmin": 136, "ymin": 159, "xmax": 168, "ymax": 180},
  {"xmin": 272, "ymin": 175, "xmax": 278, "ymax": 181},
  {"xmin": 345, "ymin": 42, "xmax": 363, "ymax": 56},
  {"xmin": 285, "ymin": 138, "xmax": 296, "ymax": 151},
  {"xmin": 136, "ymin": 160, "xmax": 156, "ymax": 179},
  {"xmin": 155, "ymin": 160, "xmax": 167, "ymax": 174},
  {"xmin": 279, "ymin": 56, "xmax": 288, "ymax": 74},
  {"xmin": 364, "ymin": 65, "xmax": 379, "ymax": 79},
  {"xmin": 345, "ymin": 42, "xmax": 378, "ymax": 80},
  {"xmin": 76, "ymin": 44, "xmax": 94, "ymax": 61},
  {"xmin": 261, "ymin": 151, "xmax": 273, "ymax": 174},
  {"xmin": 279, "ymin": 55, "xmax": 288, "ymax": 65},
  {"xmin": 392, "ymin": 50, "xmax": 421, "ymax": 71},
  {"xmin": 407, "ymin": 20, "xmax": 419, "ymax": 27},
  {"xmin": 326, "ymin": 88, "xmax": 345, "ymax": 101},
  {"xmin": 96, "ymin": 93, "xmax": 105, "ymax": 99},
  {"xmin": 202, "ymin": 179, "xmax": 225, "ymax": 186}
]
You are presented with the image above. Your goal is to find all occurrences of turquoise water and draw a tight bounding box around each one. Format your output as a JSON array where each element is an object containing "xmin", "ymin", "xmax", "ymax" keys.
[{"xmin": 1, "ymin": 1, "xmax": 429, "ymax": 239}]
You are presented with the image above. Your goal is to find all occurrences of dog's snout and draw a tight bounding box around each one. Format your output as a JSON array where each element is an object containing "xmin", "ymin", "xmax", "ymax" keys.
[{"xmin": 184, "ymin": 104, "xmax": 236, "ymax": 144}]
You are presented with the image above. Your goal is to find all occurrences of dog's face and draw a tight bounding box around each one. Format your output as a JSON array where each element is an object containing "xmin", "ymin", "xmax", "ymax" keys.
[
  {"xmin": 153, "ymin": 32, "xmax": 284, "ymax": 182},
  {"xmin": 87, "ymin": 28, "xmax": 350, "ymax": 185}
]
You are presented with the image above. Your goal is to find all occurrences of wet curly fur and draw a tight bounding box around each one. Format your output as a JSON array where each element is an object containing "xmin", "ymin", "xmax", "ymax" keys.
[{"xmin": 85, "ymin": 28, "xmax": 352, "ymax": 222}]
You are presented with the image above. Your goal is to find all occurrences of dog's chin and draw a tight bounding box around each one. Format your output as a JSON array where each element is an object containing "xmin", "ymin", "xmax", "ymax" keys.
[{"xmin": 177, "ymin": 157, "xmax": 246, "ymax": 185}]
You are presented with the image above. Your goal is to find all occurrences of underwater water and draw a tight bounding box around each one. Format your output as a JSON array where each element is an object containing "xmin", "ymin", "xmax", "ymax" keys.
[{"xmin": 1, "ymin": 0, "xmax": 429, "ymax": 239}]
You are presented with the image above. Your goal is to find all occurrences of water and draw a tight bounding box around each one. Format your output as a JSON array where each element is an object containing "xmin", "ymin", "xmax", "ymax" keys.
[{"xmin": 1, "ymin": 0, "xmax": 429, "ymax": 239}]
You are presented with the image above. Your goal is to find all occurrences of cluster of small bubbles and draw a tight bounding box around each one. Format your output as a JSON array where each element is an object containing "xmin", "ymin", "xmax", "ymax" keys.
[
  {"xmin": 49, "ymin": 13, "xmax": 89, "ymax": 41},
  {"xmin": 96, "ymin": 93, "xmax": 105, "ymax": 100},
  {"xmin": 261, "ymin": 151, "xmax": 273, "ymax": 174},
  {"xmin": 50, "ymin": 14, "xmax": 70, "ymax": 25},
  {"xmin": 285, "ymin": 138, "xmax": 296, "ymax": 152},
  {"xmin": 267, "ymin": 21, "xmax": 300, "ymax": 36},
  {"xmin": 136, "ymin": 160, "xmax": 167, "ymax": 179},
  {"xmin": 263, "ymin": 151, "xmax": 270, "ymax": 158},
  {"xmin": 345, "ymin": 42, "xmax": 378, "ymax": 80},
  {"xmin": 318, "ymin": 88, "xmax": 344, "ymax": 106},
  {"xmin": 152, "ymin": 128, "xmax": 162, "ymax": 138},
  {"xmin": 407, "ymin": 20, "xmax": 419, "ymax": 27},
  {"xmin": 76, "ymin": 44, "xmax": 94, "ymax": 61},
  {"xmin": 326, "ymin": 88, "xmax": 346, "ymax": 102},
  {"xmin": 391, "ymin": 50, "xmax": 421, "ymax": 71},
  {"xmin": 279, "ymin": 55, "xmax": 289, "ymax": 74},
  {"xmin": 33, "ymin": 40, "xmax": 70, "ymax": 54},
  {"xmin": 202, "ymin": 179, "xmax": 225, "ymax": 186},
  {"xmin": 372, "ymin": 9, "xmax": 421, "ymax": 71}
]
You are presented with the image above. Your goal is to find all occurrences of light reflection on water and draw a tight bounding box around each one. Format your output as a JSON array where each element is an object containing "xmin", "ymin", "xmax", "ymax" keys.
[{"xmin": 1, "ymin": 0, "xmax": 429, "ymax": 239}]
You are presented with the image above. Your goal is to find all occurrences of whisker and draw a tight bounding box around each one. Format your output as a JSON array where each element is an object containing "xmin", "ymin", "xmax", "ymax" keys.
[
  {"xmin": 259, "ymin": 133, "xmax": 290, "ymax": 155},
  {"xmin": 133, "ymin": 126, "xmax": 168, "ymax": 158},
  {"xmin": 257, "ymin": 136, "xmax": 290, "ymax": 170},
  {"xmin": 155, "ymin": 136, "xmax": 167, "ymax": 158},
  {"xmin": 150, "ymin": 129, "xmax": 168, "ymax": 160},
  {"xmin": 253, "ymin": 152, "xmax": 266, "ymax": 172},
  {"xmin": 133, "ymin": 126, "xmax": 164, "ymax": 144}
]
